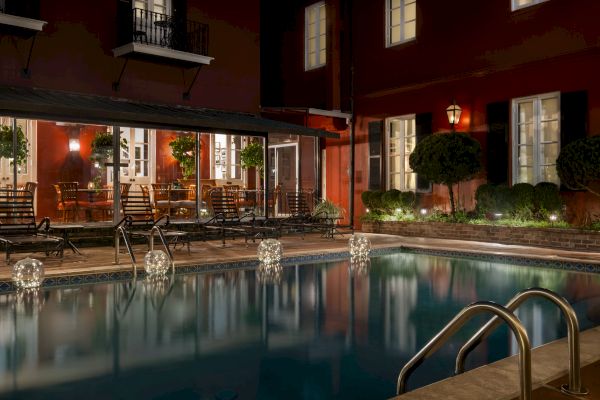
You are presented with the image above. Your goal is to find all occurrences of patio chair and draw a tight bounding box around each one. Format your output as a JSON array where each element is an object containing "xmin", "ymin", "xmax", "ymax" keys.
[
  {"xmin": 0, "ymin": 189, "xmax": 64, "ymax": 262},
  {"xmin": 119, "ymin": 190, "xmax": 190, "ymax": 254},
  {"xmin": 58, "ymin": 182, "xmax": 91, "ymax": 222},
  {"xmin": 152, "ymin": 183, "xmax": 178, "ymax": 218},
  {"xmin": 282, "ymin": 191, "xmax": 332, "ymax": 238},
  {"xmin": 206, "ymin": 191, "xmax": 279, "ymax": 246}
]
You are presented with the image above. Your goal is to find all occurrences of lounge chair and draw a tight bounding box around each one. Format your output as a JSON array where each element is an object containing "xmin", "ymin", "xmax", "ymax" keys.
[
  {"xmin": 0, "ymin": 189, "xmax": 64, "ymax": 262},
  {"xmin": 206, "ymin": 191, "xmax": 279, "ymax": 246},
  {"xmin": 282, "ymin": 191, "xmax": 338, "ymax": 238},
  {"xmin": 118, "ymin": 190, "xmax": 190, "ymax": 254}
]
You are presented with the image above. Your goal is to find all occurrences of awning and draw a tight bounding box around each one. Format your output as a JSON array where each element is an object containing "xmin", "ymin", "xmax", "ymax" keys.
[{"xmin": 0, "ymin": 86, "xmax": 339, "ymax": 138}]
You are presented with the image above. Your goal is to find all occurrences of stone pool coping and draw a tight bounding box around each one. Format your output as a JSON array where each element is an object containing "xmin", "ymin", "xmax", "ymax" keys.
[
  {"xmin": 1, "ymin": 233, "xmax": 599, "ymax": 292},
  {"xmin": 392, "ymin": 325, "xmax": 600, "ymax": 400}
]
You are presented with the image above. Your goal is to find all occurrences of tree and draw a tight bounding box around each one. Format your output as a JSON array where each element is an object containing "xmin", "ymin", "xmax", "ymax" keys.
[
  {"xmin": 556, "ymin": 135, "xmax": 600, "ymax": 197},
  {"xmin": 409, "ymin": 132, "xmax": 482, "ymax": 215}
]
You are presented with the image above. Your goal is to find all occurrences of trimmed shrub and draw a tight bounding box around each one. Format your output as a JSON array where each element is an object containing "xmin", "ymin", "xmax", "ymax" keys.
[
  {"xmin": 361, "ymin": 191, "xmax": 373, "ymax": 209},
  {"xmin": 534, "ymin": 182, "xmax": 563, "ymax": 217},
  {"xmin": 495, "ymin": 185, "xmax": 513, "ymax": 215},
  {"xmin": 399, "ymin": 191, "xmax": 416, "ymax": 210},
  {"xmin": 556, "ymin": 135, "xmax": 600, "ymax": 196},
  {"xmin": 511, "ymin": 183, "xmax": 535, "ymax": 220},
  {"xmin": 382, "ymin": 189, "xmax": 402, "ymax": 211},
  {"xmin": 475, "ymin": 183, "xmax": 496, "ymax": 216}
]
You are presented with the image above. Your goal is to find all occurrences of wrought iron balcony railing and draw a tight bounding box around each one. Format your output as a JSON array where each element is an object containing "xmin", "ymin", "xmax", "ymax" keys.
[{"xmin": 125, "ymin": 8, "xmax": 209, "ymax": 57}]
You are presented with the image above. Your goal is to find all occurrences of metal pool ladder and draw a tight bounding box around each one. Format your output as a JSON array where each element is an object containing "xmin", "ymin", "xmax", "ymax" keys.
[
  {"xmin": 455, "ymin": 287, "xmax": 588, "ymax": 396},
  {"xmin": 396, "ymin": 288, "xmax": 587, "ymax": 400},
  {"xmin": 114, "ymin": 225, "xmax": 174, "ymax": 278}
]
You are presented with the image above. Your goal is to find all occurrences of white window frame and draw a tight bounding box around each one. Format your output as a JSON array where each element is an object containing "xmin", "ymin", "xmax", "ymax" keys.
[
  {"xmin": 133, "ymin": 0, "xmax": 171, "ymax": 16},
  {"xmin": 511, "ymin": 92, "xmax": 560, "ymax": 186},
  {"xmin": 385, "ymin": 114, "xmax": 416, "ymax": 191},
  {"xmin": 386, "ymin": 0, "xmax": 416, "ymax": 47},
  {"xmin": 304, "ymin": 1, "xmax": 326, "ymax": 71},
  {"xmin": 511, "ymin": 0, "xmax": 549, "ymax": 11}
]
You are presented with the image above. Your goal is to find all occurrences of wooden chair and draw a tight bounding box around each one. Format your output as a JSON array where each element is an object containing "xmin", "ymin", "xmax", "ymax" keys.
[
  {"xmin": 58, "ymin": 182, "xmax": 90, "ymax": 222},
  {"xmin": 178, "ymin": 184, "xmax": 196, "ymax": 217},
  {"xmin": 151, "ymin": 183, "xmax": 175, "ymax": 218}
]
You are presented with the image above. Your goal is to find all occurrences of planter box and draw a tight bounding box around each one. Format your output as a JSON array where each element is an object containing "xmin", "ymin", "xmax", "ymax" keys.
[{"xmin": 361, "ymin": 220, "xmax": 600, "ymax": 252}]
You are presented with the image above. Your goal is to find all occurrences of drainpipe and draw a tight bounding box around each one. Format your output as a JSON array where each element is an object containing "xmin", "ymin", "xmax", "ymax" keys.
[
  {"xmin": 348, "ymin": 0, "xmax": 355, "ymax": 228},
  {"xmin": 195, "ymin": 132, "xmax": 201, "ymax": 221},
  {"xmin": 112, "ymin": 125, "xmax": 121, "ymax": 225},
  {"xmin": 12, "ymin": 118, "xmax": 17, "ymax": 190}
]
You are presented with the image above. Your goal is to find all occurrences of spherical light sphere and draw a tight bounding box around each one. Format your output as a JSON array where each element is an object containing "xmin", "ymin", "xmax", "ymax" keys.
[
  {"xmin": 257, "ymin": 239, "xmax": 283, "ymax": 264},
  {"xmin": 348, "ymin": 234, "xmax": 371, "ymax": 259},
  {"xmin": 12, "ymin": 257, "xmax": 44, "ymax": 289},
  {"xmin": 144, "ymin": 250, "xmax": 170, "ymax": 276}
]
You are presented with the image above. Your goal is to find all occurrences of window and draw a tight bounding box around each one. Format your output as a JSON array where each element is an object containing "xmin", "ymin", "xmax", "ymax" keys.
[
  {"xmin": 386, "ymin": 0, "xmax": 416, "ymax": 47},
  {"xmin": 512, "ymin": 92, "xmax": 560, "ymax": 185},
  {"xmin": 134, "ymin": 0, "xmax": 169, "ymax": 15},
  {"xmin": 386, "ymin": 115, "xmax": 416, "ymax": 190},
  {"xmin": 511, "ymin": 0, "xmax": 548, "ymax": 11},
  {"xmin": 305, "ymin": 2, "xmax": 326, "ymax": 70}
]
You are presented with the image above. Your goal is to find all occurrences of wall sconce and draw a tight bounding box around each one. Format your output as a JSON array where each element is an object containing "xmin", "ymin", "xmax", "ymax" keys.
[
  {"xmin": 68, "ymin": 138, "xmax": 80, "ymax": 152},
  {"xmin": 446, "ymin": 100, "xmax": 462, "ymax": 130}
]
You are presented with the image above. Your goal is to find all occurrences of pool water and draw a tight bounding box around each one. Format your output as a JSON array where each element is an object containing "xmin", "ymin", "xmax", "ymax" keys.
[{"xmin": 1, "ymin": 252, "xmax": 599, "ymax": 399}]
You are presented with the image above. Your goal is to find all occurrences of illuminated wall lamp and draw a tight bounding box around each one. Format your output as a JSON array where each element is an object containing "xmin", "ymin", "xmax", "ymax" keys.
[
  {"xmin": 446, "ymin": 100, "xmax": 462, "ymax": 131},
  {"xmin": 69, "ymin": 138, "xmax": 80, "ymax": 152}
]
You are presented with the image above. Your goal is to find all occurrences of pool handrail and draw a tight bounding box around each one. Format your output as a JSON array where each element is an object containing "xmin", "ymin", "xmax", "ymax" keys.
[
  {"xmin": 455, "ymin": 287, "xmax": 588, "ymax": 396},
  {"xmin": 114, "ymin": 223, "xmax": 138, "ymax": 277},
  {"xmin": 397, "ymin": 301, "xmax": 532, "ymax": 400}
]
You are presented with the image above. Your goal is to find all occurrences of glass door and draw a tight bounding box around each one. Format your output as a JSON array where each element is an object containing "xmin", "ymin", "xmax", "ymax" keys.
[
  {"xmin": 268, "ymin": 144, "xmax": 298, "ymax": 215},
  {"xmin": 0, "ymin": 118, "xmax": 35, "ymax": 188},
  {"xmin": 107, "ymin": 127, "xmax": 153, "ymax": 191}
]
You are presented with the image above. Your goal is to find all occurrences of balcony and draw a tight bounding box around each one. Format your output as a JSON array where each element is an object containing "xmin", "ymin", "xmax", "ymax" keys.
[
  {"xmin": 0, "ymin": 0, "xmax": 46, "ymax": 36},
  {"xmin": 113, "ymin": 8, "xmax": 213, "ymax": 67}
]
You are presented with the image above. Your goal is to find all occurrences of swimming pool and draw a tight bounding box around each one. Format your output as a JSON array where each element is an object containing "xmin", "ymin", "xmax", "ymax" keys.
[{"xmin": 0, "ymin": 251, "xmax": 599, "ymax": 399}]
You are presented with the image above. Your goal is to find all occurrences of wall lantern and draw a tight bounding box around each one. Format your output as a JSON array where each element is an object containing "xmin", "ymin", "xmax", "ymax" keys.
[
  {"xmin": 446, "ymin": 100, "xmax": 462, "ymax": 130},
  {"xmin": 68, "ymin": 138, "xmax": 80, "ymax": 152}
]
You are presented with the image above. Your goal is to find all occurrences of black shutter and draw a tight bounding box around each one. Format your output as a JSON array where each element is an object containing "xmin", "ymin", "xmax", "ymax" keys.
[
  {"xmin": 560, "ymin": 91, "xmax": 588, "ymax": 190},
  {"xmin": 486, "ymin": 101, "xmax": 509, "ymax": 185},
  {"xmin": 172, "ymin": 0, "xmax": 187, "ymax": 51},
  {"xmin": 368, "ymin": 121, "xmax": 383, "ymax": 191},
  {"xmin": 117, "ymin": 0, "xmax": 133, "ymax": 46},
  {"xmin": 560, "ymin": 91, "xmax": 588, "ymax": 149},
  {"xmin": 415, "ymin": 112, "xmax": 432, "ymax": 192}
]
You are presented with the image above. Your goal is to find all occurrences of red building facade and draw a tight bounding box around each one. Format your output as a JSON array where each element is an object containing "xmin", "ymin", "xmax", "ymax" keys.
[{"xmin": 262, "ymin": 0, "xmax": 600, "ymax": 226}]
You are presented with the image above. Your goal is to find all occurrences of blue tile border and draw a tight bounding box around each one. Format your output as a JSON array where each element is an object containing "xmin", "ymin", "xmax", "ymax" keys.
[{"xmin": 0, "ymin": 245, "xmax": 598, "ymax": 292}]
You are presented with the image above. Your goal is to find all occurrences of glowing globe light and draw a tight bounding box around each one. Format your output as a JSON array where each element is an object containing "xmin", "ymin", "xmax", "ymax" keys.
[
  {"xmin": 257, "ymin": 239, "xmax": 282, "ymax": 265},
  {"xmin": 12, "ymin": 257, "xmax": 44, "ymax": 289},
  {"xmin": 144, "ymin": 250, "xmax": 170, "ymax": 276},
  {"xmin": 348, "ymin": 234, "xmax": 371, "ymax": 262}
]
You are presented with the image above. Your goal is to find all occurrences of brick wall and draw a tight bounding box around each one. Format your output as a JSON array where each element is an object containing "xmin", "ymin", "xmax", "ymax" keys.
[{"xmin": 361, "ymin": 221, "xmax": 600, "ymax": 252}]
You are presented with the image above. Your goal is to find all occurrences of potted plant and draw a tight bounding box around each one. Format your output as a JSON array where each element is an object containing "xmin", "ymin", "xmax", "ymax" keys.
[
  {"xmin": 240, "ymin": 141, "xmax": 264, "ymax": 175},
  {"xmin": 0, "ymin": 124, "xmax": 29, "ymax": 166},
  {"xmin": 90, "ymin": 131, "xmax": 128, "ymax": 164},
  {"xmin": 169, "ymin": 135, "xmax": 197, "ymax": 180},
  {"xmin": 312, "ymin": 198, "xmax": 345, "ymax": 220}
]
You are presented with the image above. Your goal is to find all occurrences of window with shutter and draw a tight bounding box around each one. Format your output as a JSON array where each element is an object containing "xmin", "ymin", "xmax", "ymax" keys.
[{"xmin": 368, "ymin": 121, "xmax": 383, "ymax": 191}]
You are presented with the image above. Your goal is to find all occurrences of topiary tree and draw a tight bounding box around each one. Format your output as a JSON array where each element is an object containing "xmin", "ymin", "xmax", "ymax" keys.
[
  {"xmin": 409, "ymin": 132, "xmax": 482, "ymax": 216},
  {"xmin": 556, "ymin": 135, "xmax": 600, "ymax": 197}
]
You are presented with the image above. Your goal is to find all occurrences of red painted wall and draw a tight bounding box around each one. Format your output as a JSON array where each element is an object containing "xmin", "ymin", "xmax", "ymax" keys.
[{"xmin": 0, "ymin": 0, "xmax": 260, "ymax": 112}]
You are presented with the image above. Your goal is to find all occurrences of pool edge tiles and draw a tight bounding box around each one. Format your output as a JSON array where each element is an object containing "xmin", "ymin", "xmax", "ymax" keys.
[{"xmin": 0, "ymin": 244, "xmax": 599, "ymax": 292}]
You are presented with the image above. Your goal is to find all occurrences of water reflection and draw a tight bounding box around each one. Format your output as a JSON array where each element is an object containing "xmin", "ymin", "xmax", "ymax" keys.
[{"xmin": 0, "ymin": 253, "xmax": 598, "ymax": 399}]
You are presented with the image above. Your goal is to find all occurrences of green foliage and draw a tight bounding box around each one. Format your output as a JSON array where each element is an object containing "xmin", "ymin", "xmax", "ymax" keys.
[
  {"xmin": 169, "ymin": 135, "xmax": 197, "ymax": 179},
  {"xmin": 240, "ymin": 141, "xmax": 264, "ymax": 175},
  {"xmin": 409, "ymin": 132, "xmax": 482, "ymax": 214},
  {"xmin": 381, "ymin": 189, "xmax": 402, "ymax": 211},
  {"xmin": 0, "ymin": 124, "xmax": 29, "ymax": 166},
  {"xmin": 475, "ymin": 183, "xmax": 496, "ymax": 216},
  {"xmin": 556, "ymin": 135, "xmax": 600, "ymax": 196},
  {"xmin": 495, "ymin": 185, "xmax": 513, "ymax": 214},
  {"xmin": 511, "ymin": 183, "xmax": 535, "ymax": 220},
  {"xmin": 90, "ymin": 131, "xmax": 128, "ymax": 164},
  {"xmin": 534, "ymin": 182, "xmax": 563, "ymax": 218},
  {"xmin": 361, "ymin": 191, "xmax": 372, "ymax": 209},
  {"xmin": 312, "ymin": 198, "xmax": 345, "ymax": 219},
  {"xmin": 400, "ymin": 191, "xmax": 416, "ymax": 210}
]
